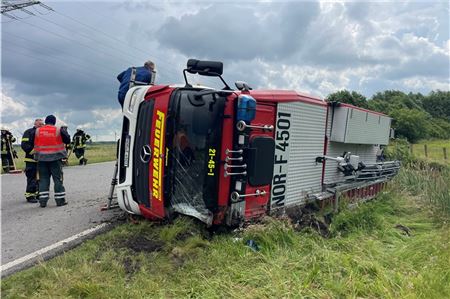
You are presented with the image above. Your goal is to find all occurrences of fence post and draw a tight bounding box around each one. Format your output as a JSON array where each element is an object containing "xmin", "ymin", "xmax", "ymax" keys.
[
  {"xmin": 424, "ymin": 144, "xmax": 428, "ymax": 158},
  {"xmin": 444, "ymin": 147, "xmax": 448, "ymax": 160}
]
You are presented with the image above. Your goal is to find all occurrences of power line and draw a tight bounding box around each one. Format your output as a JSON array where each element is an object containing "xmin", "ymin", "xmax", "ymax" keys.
[
  {"xmin": 2, "ymin": 46, "xmax": 112, "ymax": 83},
  {"xmin": 4, "ymin": 1, "xmax": 220, "ymax": 88},
  {"xmin": 43, "ymin": 2, "xmax": 186, "ymax": 82},
  {"xmin": 13, "ymin": 17, "xmax": 136, "ymax": 66},
  {"xmin": 3, "ymin": 32, "xmax": 118, "ymax": 76},
  {"xmin": 10, "ymin": 10, "xmax": 195, "ymax": 85},
  {"xmin": 33, "ymin": 13, "xmax": 148, "ymax": 64},
  {"xmin": 30, "ymin": 3, "xmax": 51, "ymax": 15},
  {"xmin": 1, "ymin": 0, "xmax": 41, "ymax": 14},
  {"xmin": 2, "ymin": 10, "xmax": 33, "ymax": 20},
  {"xmin": 50, "ymin": 2, "xmax": 218, "ymax": 86}
]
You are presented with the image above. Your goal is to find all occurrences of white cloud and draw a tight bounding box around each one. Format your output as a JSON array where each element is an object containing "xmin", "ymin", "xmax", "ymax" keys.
[
  {"xmin": 0, "ymin": 92, "xmax": 27, "ymax": 117},
  {"xmin": 402, "ymin": 77, "xmax": 450, "ymax": 91},
  {"xmin": 73, "ymin": 108, "xmax": 122, "ymax": 141}
]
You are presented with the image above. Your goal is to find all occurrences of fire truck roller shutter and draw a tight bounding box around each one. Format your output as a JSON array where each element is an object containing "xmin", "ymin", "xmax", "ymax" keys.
[{"xmin": 270, "ymin": 101, "xmax": 327, "ymax": 209}]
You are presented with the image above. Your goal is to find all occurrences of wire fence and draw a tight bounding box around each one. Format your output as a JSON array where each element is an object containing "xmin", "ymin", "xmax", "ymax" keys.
[{"xmin": 409, "ymin": 144, "xmax": 448, "ymax": 161}]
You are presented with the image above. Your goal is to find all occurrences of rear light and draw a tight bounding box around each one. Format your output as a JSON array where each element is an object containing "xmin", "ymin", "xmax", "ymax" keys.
[{"xmin": 124, "ymin": 135, "xmax": 131, "ymax": 167}]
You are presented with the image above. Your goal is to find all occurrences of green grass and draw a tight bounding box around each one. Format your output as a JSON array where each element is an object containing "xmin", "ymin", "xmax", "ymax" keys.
[
  {"xmin": 7, "ymin": 142, "xmax": 116, "ymax": 171},
  {"xmin": 395, "ymin": 165, "xmax": 450, "ymax": 216},
  {"xmin": 411, "ymin": 139, "xmax": 450, "ymax": 165},
  {"xmin": 2, "ymin": 171, "xmax": 449, "ymax": 298}
]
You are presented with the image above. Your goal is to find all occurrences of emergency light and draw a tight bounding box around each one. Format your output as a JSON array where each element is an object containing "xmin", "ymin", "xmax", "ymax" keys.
[{"xmin": 236, "ymin": 95, "xmax": 256, "ymax": 123}]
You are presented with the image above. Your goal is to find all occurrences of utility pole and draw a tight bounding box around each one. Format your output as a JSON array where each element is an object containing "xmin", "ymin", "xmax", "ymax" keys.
[{"xmin": 1, "ymin": 1, "xmax": 52, "ymax": 18}]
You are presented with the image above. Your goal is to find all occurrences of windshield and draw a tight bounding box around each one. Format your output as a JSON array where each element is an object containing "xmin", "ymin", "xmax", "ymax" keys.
[{"xmin": 166, "ymin": 89, "xmax": 225, "ymax": 224}]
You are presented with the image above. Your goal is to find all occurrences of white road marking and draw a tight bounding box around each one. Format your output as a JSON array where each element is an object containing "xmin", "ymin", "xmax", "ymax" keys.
[{"xmin": 1, "ymin": 223, "xmax": 109, "ymax": 273}]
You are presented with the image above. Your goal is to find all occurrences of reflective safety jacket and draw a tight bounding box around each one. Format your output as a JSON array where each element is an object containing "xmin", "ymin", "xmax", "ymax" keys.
[
  {"xmin": 21, "ymin": 127, "xmax": 38, "ymax": 163},
  {"xmin": 34, "ymin": 125, "xmax": 70, "ymax": 161},
  {"xmin": 72, "ymin": 131, "xmax": 91, "ymax": 149}
]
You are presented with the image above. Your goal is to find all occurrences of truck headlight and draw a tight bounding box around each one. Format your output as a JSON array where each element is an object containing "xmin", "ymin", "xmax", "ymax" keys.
[
  {"xmin": 124, "ymin": 135, "xmax": 131, "ymax": 167},
  {"xmin": 128, "ymin": 89, "xmax": 139, "ymax": 112}
]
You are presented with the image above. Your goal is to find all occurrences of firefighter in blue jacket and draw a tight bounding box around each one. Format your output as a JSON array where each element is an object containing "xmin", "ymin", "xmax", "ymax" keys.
[
  {"xmin": 72, "ymin": 129, "xmax": 91, "ymax": 165},
  {"xmin": 117, "ymin": 61, "xmax": 155, "ymax": 107},
  {"xmin": 21, "ymin": 118, "xmax": 44, "ymax": 203}
]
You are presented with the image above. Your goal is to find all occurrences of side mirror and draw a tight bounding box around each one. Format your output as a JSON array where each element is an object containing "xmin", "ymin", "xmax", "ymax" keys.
[
  {"xmin": 186, "ymin": 59, "xmax": 223, "ymax": 76},
  {"xmin": 235, "ymin": 81, "xmax": 252, "ymax": 91}
]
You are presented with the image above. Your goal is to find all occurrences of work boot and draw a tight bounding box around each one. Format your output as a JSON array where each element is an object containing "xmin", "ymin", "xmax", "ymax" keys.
[
  {"xmin": 39, "ymin": 201, "xmax": 47, "ymax": 208},
  {"xmin": 56, "ymin": 199, "xmax": 68, "ymax": 206},
  {"xmin": 27, "ymin": 197, "xmax": 38, "ymax": 203},
  {"xmin": 79, "ymin": 159, "xmax": 83, "ymax": 165},
  {"xmin": 83, "ymin": 158, "xmax": 88, "ymax": 165}
]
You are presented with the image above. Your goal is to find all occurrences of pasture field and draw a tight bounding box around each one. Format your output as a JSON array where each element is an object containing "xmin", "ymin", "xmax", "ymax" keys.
[
  {"xmin": 410, "ymin": 139, "xmax": 450, "ymax": 165},
  {"xmin": 4, "ymin": 142, "xmax": 117, "ymax": 172}
]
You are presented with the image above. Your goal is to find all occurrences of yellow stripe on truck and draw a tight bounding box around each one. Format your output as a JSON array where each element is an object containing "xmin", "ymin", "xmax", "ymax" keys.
[{"xmin": 152, "ymin": 110, "xmax": 165, "ymax": 201}]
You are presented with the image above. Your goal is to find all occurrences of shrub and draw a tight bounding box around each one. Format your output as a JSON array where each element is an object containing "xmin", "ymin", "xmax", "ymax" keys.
[{"xmin": 385, "ymin": 138, "xmax": 414, "ymax": 163}]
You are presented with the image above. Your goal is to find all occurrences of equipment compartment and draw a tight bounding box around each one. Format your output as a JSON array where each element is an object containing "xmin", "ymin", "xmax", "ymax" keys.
[{"xmin": 330, "ymin": 105, "xmax": 391, "ymax": 145}]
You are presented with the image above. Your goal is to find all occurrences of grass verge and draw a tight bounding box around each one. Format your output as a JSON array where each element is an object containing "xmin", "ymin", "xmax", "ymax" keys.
[{"xmin": 2, "ymin": 183, "xmax": 449, "ymax": 298}]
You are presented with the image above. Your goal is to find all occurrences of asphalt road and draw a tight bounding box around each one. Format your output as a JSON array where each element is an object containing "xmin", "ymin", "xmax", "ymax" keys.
[{"xmin": 1, "ymin": 161, "xmax": 123, "ymax": 269}]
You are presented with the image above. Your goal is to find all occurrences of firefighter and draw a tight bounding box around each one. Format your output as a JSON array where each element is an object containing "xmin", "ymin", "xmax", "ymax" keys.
[
  {"xmin": 21, "ymin": 118, "xmax": 44, "ymax": 203},
  {"xmin": 1, "ymin": 129, "xmax": 17, "ymax": 173},
  {"xmin": 117, "ymin": 60, "xmax": 155, "ymax": 107},
  {"xmin": 72, "ymin": 129, "xmax": 91, "ymax": 165},
  {"xmin": 34, "ymin": 115, "xmax": 71, "ymax": 208}
]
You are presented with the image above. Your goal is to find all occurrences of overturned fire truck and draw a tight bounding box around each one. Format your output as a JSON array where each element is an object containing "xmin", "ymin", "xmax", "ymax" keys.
[{"xmin": 115, "ymin": 59, "xmax": 400, "ymax": 226}]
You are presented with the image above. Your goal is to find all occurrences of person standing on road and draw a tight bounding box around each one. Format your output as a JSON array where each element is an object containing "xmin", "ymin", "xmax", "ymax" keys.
[
  {"xmin": 34, "ymin": 115, "xmax": 71, "ymax": 208},
  {"xmin": 72, "ymin": 129, "xmax": 91, "ymax": 165},
  {"xmin": 1, "ymin": 129, "xmax": 17, "ymax": 173},
  {"xmin": 117, "ymin": 60, "xmax": 156, "ymax": 107},
  {"xmin": 21, "ymin": 118, "xmax": 44, "ymax": 203}
]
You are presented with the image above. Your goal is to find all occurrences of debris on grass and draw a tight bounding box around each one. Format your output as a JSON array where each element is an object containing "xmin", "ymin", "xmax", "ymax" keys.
[
  {"xmin": 122, "ymin": 256, "xmax": 140, "ymax": 277},
  {"xmin": 395, "ymin": 224, "xmax": 412, "ymax": 236},
  {"xmin": 245, "ymin": 239, "xmax": 260, "ymax": 252},
  {"xmin": 120, "ymin": 235, "xmax": 164, "ymax": 253},
  {"xmin": 283, "ymin": 205, "xmax": 332, "ymax": 238},
  {"xmin": 293, "ymin": 214, "xmax": 331, "ymax": 238}
]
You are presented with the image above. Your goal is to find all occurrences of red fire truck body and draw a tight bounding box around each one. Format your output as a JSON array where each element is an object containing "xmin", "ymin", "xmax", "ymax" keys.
[{"xmin": 116, "ymin": 60, "xmax": 399, "ymax": 226}]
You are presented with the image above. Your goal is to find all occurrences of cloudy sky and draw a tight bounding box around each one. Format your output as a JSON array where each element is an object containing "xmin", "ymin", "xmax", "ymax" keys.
[{"xmin": 1, "ymin": 0, "xmax": 449, "ymax": 140}]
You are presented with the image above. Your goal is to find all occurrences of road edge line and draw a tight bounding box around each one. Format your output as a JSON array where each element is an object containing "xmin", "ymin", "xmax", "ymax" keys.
[{"xmin": 1, "ymin": 223, "xmax": 109, "ymax": 274}]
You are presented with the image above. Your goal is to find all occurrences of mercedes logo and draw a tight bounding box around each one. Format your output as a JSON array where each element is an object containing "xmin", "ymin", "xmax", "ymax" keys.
[{"xmin": 140, "ymin": 144, "xmax": 152, "ymax": 163}]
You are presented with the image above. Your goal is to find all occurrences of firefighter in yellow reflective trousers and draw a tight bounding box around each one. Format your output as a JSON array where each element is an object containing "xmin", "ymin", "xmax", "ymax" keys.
[
  {"xmin": 1, "ymin": 129, "xmax": 17, "ymax": 173},
  {"xmin": 72, "ymin": 129, "xmax": 91, "ymax": 165},
  {"xmin": 21, "ymin": 119, "xmax": 44, "ymax": 203}
]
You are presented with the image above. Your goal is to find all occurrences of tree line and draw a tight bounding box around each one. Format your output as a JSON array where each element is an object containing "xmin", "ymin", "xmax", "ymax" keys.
[{"xmin": 326, "ymin": 90, "xmax": 450, "ymax": 143}]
